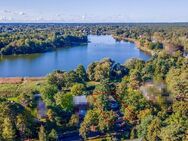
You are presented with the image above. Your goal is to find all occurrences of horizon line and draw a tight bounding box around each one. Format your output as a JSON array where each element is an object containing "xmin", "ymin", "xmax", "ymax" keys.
[{"xmin": 1, "ymin": 22, "xmax": 188, "ymax": 24}]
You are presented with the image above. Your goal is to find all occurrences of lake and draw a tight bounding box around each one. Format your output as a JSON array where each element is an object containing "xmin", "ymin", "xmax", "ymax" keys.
[{"xmin": 0, "ymin": 35, "xmax": 151, "ymax": 77}]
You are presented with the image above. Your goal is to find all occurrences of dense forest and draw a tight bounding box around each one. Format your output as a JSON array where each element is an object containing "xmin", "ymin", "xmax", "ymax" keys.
[
  {"xmin": 0, "ymin": 24, "xmax": 88, "ymax": 55},
  {"xmin": 0, "ymin": 23, "xmax": 188, "ymax": 55},
  {"xmin": 0, "ymin": 23, "xmax": 187, "ymax": 141}
]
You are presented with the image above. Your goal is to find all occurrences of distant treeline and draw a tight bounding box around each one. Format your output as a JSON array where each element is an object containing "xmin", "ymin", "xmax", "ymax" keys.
[
  {"xmin": 112, "ymin": 23, "xmax": 188, "ymax": 55},
  {"xmin": 0, "ymin": 23, "xmax": 188, "ymax": 55},
  {"xmin": 0, "ymin": 26, "xmax": 88, "ymax": 55}
]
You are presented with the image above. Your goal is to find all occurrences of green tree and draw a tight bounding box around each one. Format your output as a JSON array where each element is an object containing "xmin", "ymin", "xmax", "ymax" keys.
[
  {"xmin": 54, "ymin": 92, "xmax": 73, "ymax": 112},
  {"xmin": 63, "ymin": 71, "xmax": 80, "ymax": 88},
  {"xmin": 93, "ymin": 81, "xmax": 111, "ymax": 110},
  {"xmin": 146, "ymin": 117, "xmax": 161, "ymax": 141},
  {"xmin": 38, "ymin": 125, "xmax": 47, "ymax": 141},
  {"xmin": 19, "ymin": 92, "xmax": 35, "ymax": 107},
  {"xmin": 2, "ymin": 117, "xmax": 16, "ymax": 140},
  {"xmin": 141, "ymin": 63, "xmax": 154, "ymax": 81},
  {"xmin": 87, "ymin": 62, "xmax": 97, "ymax": 81},
  {"xmin": 94, "ymin": 58, "xmax": 113, "ymax": 81},
  {"xmin": 68, "ymin": 114, "xmax": 79, "ymax": 127},
  {"xmin": 124, "ymin": 58, "xmax": 145, "ymax": 72},
  {"xmin": 48, "ymin": 129, "xmax": 57, "ymax": 141},
  {"xmin": 16, "ymin": 114, "xmax": 32, "ymax": 140},
  {"xmin": 76, "ymin": 64, "xmax": 87, "ymax": 81},
  {"xmin": 47, "ymin": 109, "xmax": 55, "ymax": 121},
  {"xmin": 71, "ymin": 83, "xmax": 86, "ymax": 96},
  {"xmin": 160, "ymin": 124, "xmax": 187, "ymax": 141},
  {"xmin": 94, "ymin": 80, "xmax": 111, "ymax": 94},
  {"xmin": 148, "ymin": 42, "xmax": 163, "ymax": 50},
  {"xmin": 129, "ymin": 70, "xmax": 142, "ymax": 89},
  {"xmin": 98, "ymin": 110, "xmax": 116, "ymax": 132},
  {"xmin": 40, "ymin": 84, "xmax": 58, "ymax": 106},
  {"xmin": 79, "ymin": 110, "xmax": 99, "ymax": 139},
  {"xmin": 166, "ymin": 68, "xmax": 188, "ymax": 100},
  {"xmin": 47, "ymin": 71, "xmax": 65, "ymax": 89},
  {"xmin": 163, "ymin": 85, "xmax": 187, "ymax": 141}
]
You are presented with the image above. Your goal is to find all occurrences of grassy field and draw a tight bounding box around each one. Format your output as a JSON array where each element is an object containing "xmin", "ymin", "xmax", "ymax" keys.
[
  {"xmin": 0, "ymin": 84, "xmax": 20, "ymax": 98},
  {"xmin": 0, "ymin": 78, "xmax": 46, "ymax": 98}
]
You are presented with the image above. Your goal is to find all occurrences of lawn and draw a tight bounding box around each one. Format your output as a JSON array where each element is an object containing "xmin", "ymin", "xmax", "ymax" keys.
[{"xmin": 0, "ymin": 79, "xmax": 46, "ymax": 98}]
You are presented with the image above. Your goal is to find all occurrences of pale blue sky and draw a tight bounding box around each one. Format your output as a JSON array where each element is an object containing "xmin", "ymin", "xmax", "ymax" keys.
[{"xmin": 0, "ymin": 0, "xmax": 188, "ymax": 23}]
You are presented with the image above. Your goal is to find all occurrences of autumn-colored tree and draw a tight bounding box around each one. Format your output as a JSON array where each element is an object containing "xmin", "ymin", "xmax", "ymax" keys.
[
  {"xmin": 146, "ymin": 117, "xmax": 161, "ymax": 141},
  {"xmin": 79, "ymin": 110, "xmax": 99, "ymax": 139}
]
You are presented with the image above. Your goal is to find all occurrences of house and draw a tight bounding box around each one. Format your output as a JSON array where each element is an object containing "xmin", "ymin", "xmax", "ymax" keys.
[
  {"xmin": 183, "ymin": 51, "xmax": 188, "ymax": 58},
  {"xmin": 140, "ymin": 81, "xmax": 166, "ymax": 102},
  {"xmin": 73, "ymin": 96, "xmax": 88, "ymax": 118},
  {"xmin": 164, "ymin": 42, "xmax": 184, "ymax": 55}
]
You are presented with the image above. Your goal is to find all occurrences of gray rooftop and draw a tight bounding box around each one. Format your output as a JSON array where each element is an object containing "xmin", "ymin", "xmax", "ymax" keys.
[{"xmin": 73, "ymin": 95, "xmax": 87, "ymax": 105}]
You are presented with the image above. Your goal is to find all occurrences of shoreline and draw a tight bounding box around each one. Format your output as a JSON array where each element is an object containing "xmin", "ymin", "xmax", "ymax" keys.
[
  {"xmin": 0, "ymin": 35, "xmax": 152, "ymax": 81},
  {"xmin": 0, "ymin": 77, "xmax": 45, "ymax": 84},
  {"xmin": 112, "ymin": 35, "xmax": 154, "ymax": 55},
  {"xmin": 0, "ymin": 42, "xmax": 88, "ymax": 56}
]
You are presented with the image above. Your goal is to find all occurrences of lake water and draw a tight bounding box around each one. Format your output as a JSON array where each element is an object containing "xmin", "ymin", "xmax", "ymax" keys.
[{"xmin": 0, "ymin": 35, "xmax": 151, "ymax": 77}]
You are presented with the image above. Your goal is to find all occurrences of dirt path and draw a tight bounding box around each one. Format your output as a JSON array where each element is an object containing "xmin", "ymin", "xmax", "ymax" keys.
[
  {"xmin": 38, "ymin": 98, "xmax": 47, "ymax": 118},
  {"xmin": 34, "ymin": 94, "xmax": 47, "ymax": 119}
]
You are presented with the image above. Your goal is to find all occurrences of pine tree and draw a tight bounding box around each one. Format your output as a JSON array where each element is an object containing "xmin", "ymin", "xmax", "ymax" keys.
[{"xmin": 76, "ymin": 64, "xmax": 87, "ymax": 81}]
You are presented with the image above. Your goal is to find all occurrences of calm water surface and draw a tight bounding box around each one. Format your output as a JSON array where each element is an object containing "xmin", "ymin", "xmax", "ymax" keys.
[{"xmin": 0, "ymin": 35, "xmax": 151, "ymax": 77}]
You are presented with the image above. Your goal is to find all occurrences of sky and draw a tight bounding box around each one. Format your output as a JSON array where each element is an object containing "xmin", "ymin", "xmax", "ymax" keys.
[{"xmin": 0, "ymin": 0, "xmax": 188, "ymax": 23}]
